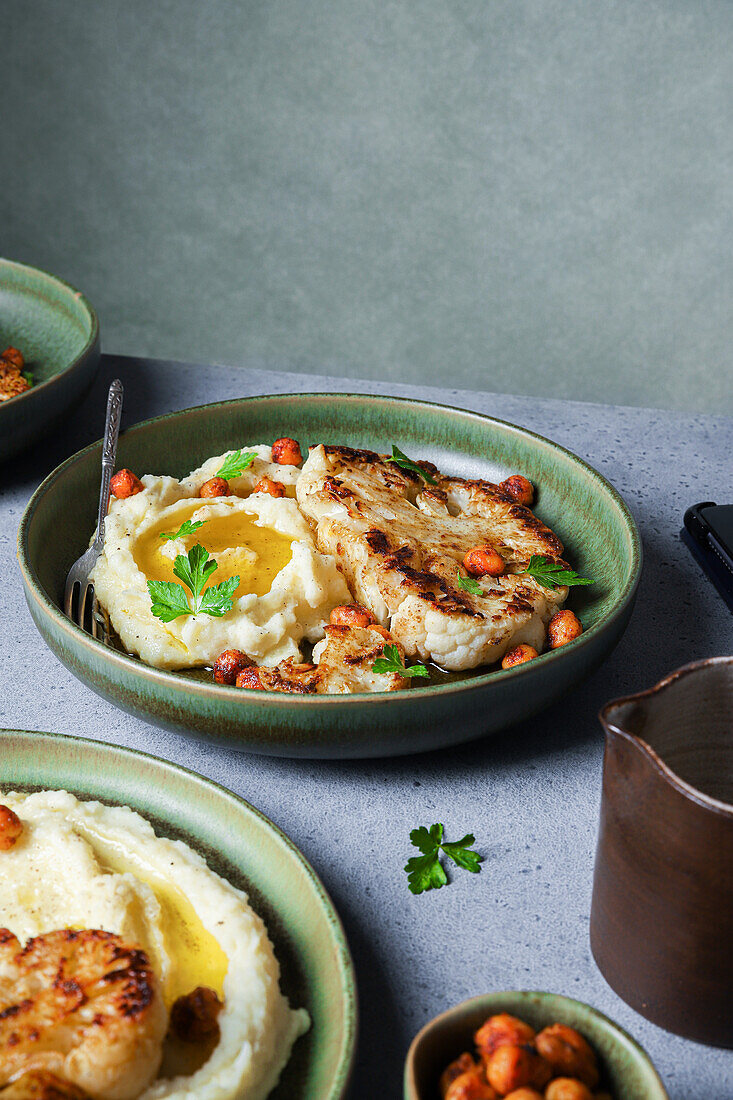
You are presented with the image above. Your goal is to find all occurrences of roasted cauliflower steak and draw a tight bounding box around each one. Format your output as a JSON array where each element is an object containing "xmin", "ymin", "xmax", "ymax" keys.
[
  {"xmin": 249, "ymin": 623, "xmax": 408, "ymax": 694},
  {"xmin": 296, "ymin": 445, "xmax": 568, "ymax": 671},
  {"xmin": 312, "ymin": 623, "xmax": 409, "ymax": 693},
  {"xmin": 0, "ymin": 929, "xmax": 166, "ymax": 1100},
  {"xmin": 0, "ymin": 1072, "xmax": 90, "ymax": 1099}
]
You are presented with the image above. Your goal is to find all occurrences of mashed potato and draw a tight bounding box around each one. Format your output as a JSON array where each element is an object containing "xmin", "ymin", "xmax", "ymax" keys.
[
  {"xmin": 91, "ymin": 445, "xmax": 351, "ymax": 670},
  {"xmin": 0, "ymin": 791, "xmax": 309, "ymax": 1100}
]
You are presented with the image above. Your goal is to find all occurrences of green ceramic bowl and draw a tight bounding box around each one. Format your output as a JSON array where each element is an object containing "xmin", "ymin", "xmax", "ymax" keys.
[
  {"xmin": 0, "ymin": 258, "xmax": 100, "ymax": 462},
  {"xmin": 17, "ymin": 393, "xmax": 642, "ymax": 758},
  {"xmin": 0, "ymin": 728, "xmax": 356, "ymax": 1100},
  {"xmin": 404, "ymin": 990, "xmax": 668, "ymax": 1099}
]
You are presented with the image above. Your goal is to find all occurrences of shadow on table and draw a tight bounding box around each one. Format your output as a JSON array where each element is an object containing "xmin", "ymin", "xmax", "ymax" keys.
[{"xmin": 328, "ymin": 893, "xmax": 405, "ymax": 1100}]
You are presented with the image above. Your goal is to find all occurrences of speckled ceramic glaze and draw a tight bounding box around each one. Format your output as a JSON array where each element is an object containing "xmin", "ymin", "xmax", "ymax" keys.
[
  {"xmin": 0, "ymin": 258, "xmax": 100, "ymax": 462},
  {"xmin": 0, "ymin": 729, "xmax": 356, "ymax": 1100},
  {"xmin": 591, "ymin": 657, "xmax": 733, "ymax": 1048},
  {"xmin": 404, "ymin": 990, "xmax": 668, "ymax": 1100},
  {"xmin": 17, "ymin": 393, "xmax": 641, "ymax": 758}
]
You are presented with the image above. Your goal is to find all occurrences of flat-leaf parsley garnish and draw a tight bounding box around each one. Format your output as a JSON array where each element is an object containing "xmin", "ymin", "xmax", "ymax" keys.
[
  {"xmin": 404, "ymin": 823, "xmax": 483, "ymax": 894},
  {"xmin": 158, "ymin": 518, "xmax": 208, "ymax": 542},
  {"xmin": 389, "ymin": 445, "xmax": 437, "ymax": 485},
  {"xmin": 215, "ymin": 449, "xmax": 257, "ymax": 480},
  {"xmin": 456, "ymin": 570, "xmax": 484, "ymax": 595},
  {"xmin": 372, "ymin": 643, "xmax": 429, "ymax": 679},
  {"xmin": 147, "ymin": 544, "xmax": 240, "ymax": 622},
  {"xmin": 524, "ymin": 555, "xmax": 593, "ymax": 590}
]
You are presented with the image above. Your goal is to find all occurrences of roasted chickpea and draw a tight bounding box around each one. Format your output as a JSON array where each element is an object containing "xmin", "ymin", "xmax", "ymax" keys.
[
  {"xmin": 463, "ymin": 545, "xmax": 505, "ymax": 578},
  {"xmin": 235, "ymin": 667, "xmax": 266, "ymax": 690},
  {"xmin": 170, "ymin": 986, "xmax": 223, "ymax": 1042},
  {"xmin": 253, "ymin": 476, "xmax": 286, "ymax": 497},
  {"xmin": 475, "ymin": 1014, "xmax": 536, "ymax": 1058},
  {"xmin": 0, "ymin": 805, "xmax": 22, "ymax": 850},
  {"xmin": 213, "ymin": 649, "xmax": 253, "ymax": 685},
  {"xmin": 444, "ymin": 1070, "xmax": 498, "ymax": 1100},
  {"xmin": 0, "ymin": 372, "xmax": 30, "ymax": 401},
  {"xmin": 199, "ymin": 477, "xmax": 230, "ymax": 498},
  {"xmin": 501, "ymin": 644, "xmax": 539, "ymax": 670},
  {"xmin": 535, "ymin": 1025, "xmax": 599, "ymax": 1088},
  {"xmin": 1, "ymin": 346, "xmax": 24, "ymax": 369},
  {"xmin": 271, "ymin": 437, "xmax": 302, "ymax": 465},
  {"xmin": 110, "ymin": 468, "xmax": 144, "ymax": 499},
  {"xmin": 500, "ymin": 474, "xmax": 534, "ymax": 506},
  {"xmin": 544, "ymin": 1079, "xmax": 594, "ymax": 1100},
  {"xmin": 441, "ymin": 1053, "xmax": 478, "ymax": 1096},
  {"xmin": 485, "ymin": 1045, "xmax": 551, "ymax": 1095},
  {"xmin": 504, "ymin": 1091, "xmax": 543, "ymax": 1100},
  {"xmin": 329, "ymin": 604, "xmax": 376, "ymax": 628},
  {"xmin": 547, "ymin": 610, "xmax": 583, "ymax": 650}
]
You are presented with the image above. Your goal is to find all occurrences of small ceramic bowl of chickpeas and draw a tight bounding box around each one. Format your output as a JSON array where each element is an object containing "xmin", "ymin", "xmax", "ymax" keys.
[{"xmin": 404, "ymin": 991, "xmax": 668, "ymax": 1100}]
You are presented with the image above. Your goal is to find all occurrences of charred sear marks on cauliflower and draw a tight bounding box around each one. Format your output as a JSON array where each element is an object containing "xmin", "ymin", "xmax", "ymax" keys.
[
  {"xmin": 0, "ymin": 1071, "xmax": 91, "ymax": 1099},
  {"xmin": 0, "ymin": 929, "xmax": 166, "ymax": 1100},
  {"xmin": 296, "ymin": 445, "xmax": 568, "ymax": 671},
  {"xmin": 313, "ymin": 622, "xmax": 408, "ymax": 692},
  {"xmin": 232, "ymin": 621, "xmax": 408, "ymax": 694}
]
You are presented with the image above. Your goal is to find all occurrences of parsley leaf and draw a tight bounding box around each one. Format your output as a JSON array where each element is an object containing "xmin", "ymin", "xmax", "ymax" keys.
[
  {"xmin": 147, "ymin": 580, "xmax": 192, "ymax": 623},
  {"xmin": 524, "ymin": 555, "xmax": 593, "ymax": 590},
  {"xmin": 148, "ymin": 544, "xmax": 239, "ymax": 621},
  {"xmin": 404, "ymin": 851, "xmax": 449, "ymax": 894},
  {"xmin": 404, "ymin": 823, "xmax": 483, "ymax": 894},
  {"xmin": 409, "ymin": 823, "xmax": 445, "ymax": 853},
  {"xmin": 456, "ymin": 570, "xmax": 483, "ymax": 595},
  {"xmin": 215, "ymin": 449, "xmax": 257, "ymax": 480},
  {"xmin": 441, "ymin": 834, "xmax": 483, "ymax": 872},
  {"xmin": 21, "ymin": 371, "xmax": 34, "ymax": 386},
  {"xmin": 198, "ymin": 576, "xmax": 241, "ymax": 617},
  {"xmin": 158, "ymin": 519, "xmax": 208, "ymax": 542},
  {"xmin": 372, "ymin": 643, "xmax": 430, "ymax": 679},
  {"xmin": 174, "ymin": 543, "xmax": 218, "ymax": 597},
  {"xmin": 389, "ymin": 445, "xmax": 438, "ymax": 485}
]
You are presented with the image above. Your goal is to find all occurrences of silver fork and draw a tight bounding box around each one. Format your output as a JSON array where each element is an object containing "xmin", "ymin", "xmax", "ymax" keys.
[{"xmin": 64, "ymin": 379, "xmax": 124, "ymax": 637}]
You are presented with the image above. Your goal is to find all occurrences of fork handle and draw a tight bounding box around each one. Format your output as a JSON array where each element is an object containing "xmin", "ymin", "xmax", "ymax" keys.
[{"xmin": 94, "ymin": 379, "xmax": 124, "ymax": 548}]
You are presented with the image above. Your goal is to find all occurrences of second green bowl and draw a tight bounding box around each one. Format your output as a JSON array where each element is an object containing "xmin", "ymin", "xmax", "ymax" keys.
[{"xmin": 0, "ymin": 258, "xmax": 100, "ymax": 462}]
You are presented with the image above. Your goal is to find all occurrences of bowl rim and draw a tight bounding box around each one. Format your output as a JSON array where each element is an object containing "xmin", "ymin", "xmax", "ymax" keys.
[
  {"xmin": 0, "ymin": 256, "xmax": 100, "ymax": 408},
  {"xmin": 0, "ymin": 726, "xmax": 358, "ymax": 1100},
  {"xmin": 17, "ymin": 391, "xmax": 643, "ymax": 708},
  {"xmin": 403, "ymin": 989, "xmax": 669, "ymax": 1099}
]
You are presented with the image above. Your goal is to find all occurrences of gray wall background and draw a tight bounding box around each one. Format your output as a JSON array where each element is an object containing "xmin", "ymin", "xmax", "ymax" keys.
[{"xmin": 4, "ymin": 0, "xmax": 732, "ymax": 414}]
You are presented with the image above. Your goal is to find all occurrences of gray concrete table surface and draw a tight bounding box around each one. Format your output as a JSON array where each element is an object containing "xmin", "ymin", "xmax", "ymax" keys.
[{"xmin": 2, "ymin": 355, "xmax": 732, "ymax": 1099}]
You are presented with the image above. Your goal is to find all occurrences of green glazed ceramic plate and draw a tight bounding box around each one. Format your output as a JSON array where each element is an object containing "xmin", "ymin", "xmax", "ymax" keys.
[
  {"xmin": 0, "ymin": 258, "xmax": 100, "ymax": 462},
  {"xmin": 0, "ymin": 729, "xmax": 356, "ymax": 1100},
  {"xmin": 17, "ymin": 393, "xmax": 642, "ymax": 758},
  {"xmin": 404, "ymin": 990, "xmax": 668, "ymax": 1099}
]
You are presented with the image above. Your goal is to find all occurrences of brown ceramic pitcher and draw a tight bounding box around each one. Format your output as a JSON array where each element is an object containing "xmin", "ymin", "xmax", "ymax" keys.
[{"xmin": 590, "ymin": 657, "xmax": 733, "ymax": 1048}]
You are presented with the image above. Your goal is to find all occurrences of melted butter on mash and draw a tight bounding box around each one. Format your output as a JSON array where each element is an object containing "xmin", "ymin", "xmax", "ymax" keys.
[
  {"xmin": 0, "ymin": 791, "xmax": 309, "ymax": 1100},
  {"xmin": 133, "ymin": 501, "xmax": 295, "ymax": 603},
  {"xmin": 72, "ymin": 821, "xmax": 229, "ymax": 1008},
  {"xmin": 90, "ymin": 445, "xmax": 351, "ymax": 670}
]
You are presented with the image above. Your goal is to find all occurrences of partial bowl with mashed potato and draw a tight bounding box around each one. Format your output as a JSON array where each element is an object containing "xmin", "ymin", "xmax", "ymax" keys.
[{"xmin": 0, "ymin": 729, "xmax": 357, "ymax": 1100}]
